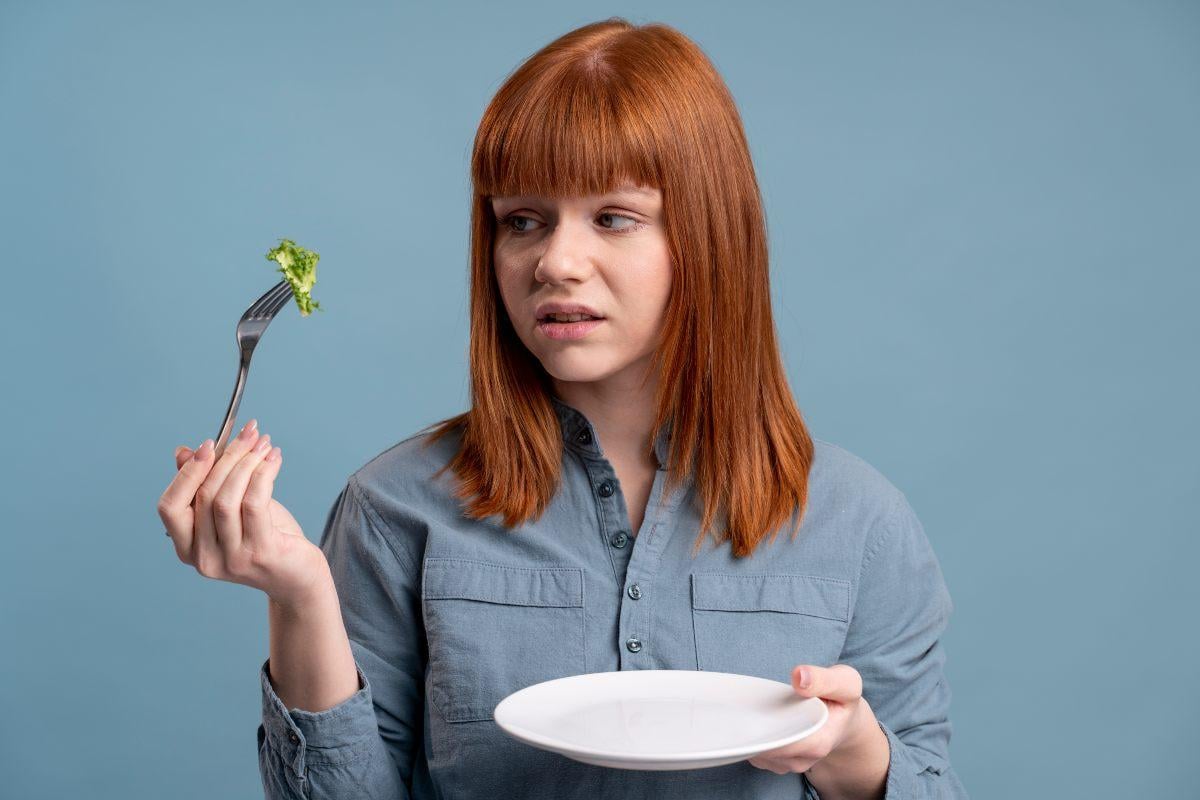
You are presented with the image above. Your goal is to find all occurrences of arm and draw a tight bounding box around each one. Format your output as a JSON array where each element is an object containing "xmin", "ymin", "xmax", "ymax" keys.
[
  {"xmin": 805, "ymin": 493, "xmax": 969, "ymax": 799},
  {"xmin": 257, "ymin": 478, "xmax": 425, "ymax": 799}
]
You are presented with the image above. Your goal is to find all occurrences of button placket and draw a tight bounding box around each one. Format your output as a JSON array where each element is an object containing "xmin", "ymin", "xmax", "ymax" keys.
[
  {"xmin": 618, "ymin": 464, "xmax": 688, "ymax": 670},
  {"xmin": 552, "ymin": 396, "xmax": 687, "ymax": 672}
]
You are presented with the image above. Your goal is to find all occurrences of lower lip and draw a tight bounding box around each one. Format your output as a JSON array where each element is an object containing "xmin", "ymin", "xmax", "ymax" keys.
[{"xmin": 537, "ymin": 318, "xmax": 605, "ymax": 340}]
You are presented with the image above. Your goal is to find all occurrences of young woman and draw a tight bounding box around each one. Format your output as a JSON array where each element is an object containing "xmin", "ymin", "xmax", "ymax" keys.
[{"xmin": 159, "ymin": 18, "xmax": 966, "ymax": 800}]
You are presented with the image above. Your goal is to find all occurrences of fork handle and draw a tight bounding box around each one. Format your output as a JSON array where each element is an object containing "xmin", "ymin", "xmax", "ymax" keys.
[{"xmin": 214, "ymin": 353, "xmax": 252, "ymax": 460}]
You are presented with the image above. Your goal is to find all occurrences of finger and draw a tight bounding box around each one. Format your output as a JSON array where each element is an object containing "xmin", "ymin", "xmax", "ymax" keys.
[
  {"xmin": 211, "ymin": 432, "xmax": 274, "ymax": 559},
  {"xmin": 158, "ymin": 438, "xmax": 217, "ymax": 556},
  {"xmin": 747, "ymin": 756, "xmax": 788, "ymax": 775},
  {"xmin": 194, "ymin": 420, "xmax": 260, "ymax": 576},
  {"xmin": 241, "ymin": 445, "xmax": 283, "ymax": 549},
  {"xmin": 791, "ymin": 664, "xmax": 863, "ymax": 703},
  {"xmin": 176, "ymin": 446, "xmax": 192, "ymax": 471}
]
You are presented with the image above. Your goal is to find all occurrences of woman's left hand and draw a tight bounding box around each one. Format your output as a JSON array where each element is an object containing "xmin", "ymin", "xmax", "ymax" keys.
[{"xmin": 747, "ymin": 663, "xmax": 879, "ymax": 777}]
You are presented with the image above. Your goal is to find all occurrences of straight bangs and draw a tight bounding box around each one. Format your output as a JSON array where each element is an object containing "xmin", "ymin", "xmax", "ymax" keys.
[{"xmin": 472, "ymin": 62, "xmax": 664, "ymax": 201}]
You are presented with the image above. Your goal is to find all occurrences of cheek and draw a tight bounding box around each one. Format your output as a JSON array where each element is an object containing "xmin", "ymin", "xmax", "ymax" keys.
[
  {"xmin": 621, "ymin": 257, "xmax": 672, "ymax": 339},
  {"xmin": 493, "ymin": 263, "xmax": 525, "ymax": 318}
]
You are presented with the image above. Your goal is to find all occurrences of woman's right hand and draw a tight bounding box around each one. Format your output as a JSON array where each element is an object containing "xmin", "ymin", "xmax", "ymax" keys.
[{"xmin": 157, "ymin": 419, "xmax": 330, "ymax": 608}]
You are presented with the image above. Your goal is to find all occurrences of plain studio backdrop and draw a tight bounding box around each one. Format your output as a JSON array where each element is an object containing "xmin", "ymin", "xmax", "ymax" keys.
[{"xmin": 1, "ymin": 2, "xmax": 1196, "ymax": 798}]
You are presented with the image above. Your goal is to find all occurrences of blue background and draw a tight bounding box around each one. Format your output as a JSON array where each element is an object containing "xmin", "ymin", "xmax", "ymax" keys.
[{"xmin": 2, "ymin": 2, "xmax": 1196, "ymax": 797}]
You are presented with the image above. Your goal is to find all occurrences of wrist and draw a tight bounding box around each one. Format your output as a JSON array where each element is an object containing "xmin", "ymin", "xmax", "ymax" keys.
[
  {"xmin": 840, "ymin": 698, "xmax": 882, "ymax": 756},
  {"xmin": 268, "ymin": 558, "xmax": 336, "ymax": 615},
  {"xmin": 805, "ymin": 699, "xmax": 888, "ymax": 795}
]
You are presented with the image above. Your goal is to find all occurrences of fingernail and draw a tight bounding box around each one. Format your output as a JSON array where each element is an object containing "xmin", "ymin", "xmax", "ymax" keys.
[
  {"xmin": 797, "ymin": 667, "xmax": 811, "ymax": 689},
  {"xmin": 265, "ymin": 446, "xmax": 281, "ymax": 462},
  {"xmin": 239, "ymin": 419, "xmax": 258, "ymax": 441},
  {"xmin": 253, "ymin": 434, "xmax": 272, "ymax": 454},
  {"xmin": 193, "ymin": 439, "xmax": 213, "ymax": 461}
]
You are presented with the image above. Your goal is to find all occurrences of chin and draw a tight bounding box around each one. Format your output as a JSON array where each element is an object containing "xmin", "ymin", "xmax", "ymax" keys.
[{"xmin": 535, "ymin": 350, "xmax": 624, "ymax": 384}]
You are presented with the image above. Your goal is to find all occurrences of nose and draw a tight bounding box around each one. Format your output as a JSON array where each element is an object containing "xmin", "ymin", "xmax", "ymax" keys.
[{"xmin": 535, "ymin": 219, "xmax": 593, "ymax": 285}]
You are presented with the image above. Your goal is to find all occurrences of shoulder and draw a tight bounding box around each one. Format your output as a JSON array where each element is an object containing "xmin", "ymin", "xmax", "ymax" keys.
[
  {"xmin": 808, "ymin": 437, "xmax": 941, "ymax": 575},
  {"xmin": 352, "ymin": 419, "xmax": 464, "ymax": 495},
  {"xmin": 796, "ymin": 437, "xmax": 921, "ymax": 560},
  {"xmin": 343, "ymin": 418, "xmax": 467, "ymax": 530},
  {"xmin": 808, "ymin": 437, "xmax": 908, "ymax": 519}
]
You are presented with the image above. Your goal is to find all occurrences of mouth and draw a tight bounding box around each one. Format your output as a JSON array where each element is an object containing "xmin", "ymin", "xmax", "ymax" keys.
[
  {"xmin": 536, "ymin": 315, "xmax": 605, "ymax": 341},
  {"xmin": 537, "ymin": 312, "xmax": 604, "ymax": 324}
]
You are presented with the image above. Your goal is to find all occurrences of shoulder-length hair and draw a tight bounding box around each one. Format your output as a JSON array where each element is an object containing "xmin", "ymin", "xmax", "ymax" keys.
[{"xmin": 423, "ymin": 17, "xmax": 814, "ymax": 559}]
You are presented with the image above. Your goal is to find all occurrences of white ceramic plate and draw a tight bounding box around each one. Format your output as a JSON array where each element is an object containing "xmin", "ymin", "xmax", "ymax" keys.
[{"xmin": 493, "ymin": 669, "xmax": 828, "ymax": 770}]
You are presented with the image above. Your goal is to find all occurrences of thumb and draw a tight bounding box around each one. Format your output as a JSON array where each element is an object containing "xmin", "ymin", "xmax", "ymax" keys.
[{"xmin": 791, "ymin": 664, "xmax": 863, "ymax": 704}]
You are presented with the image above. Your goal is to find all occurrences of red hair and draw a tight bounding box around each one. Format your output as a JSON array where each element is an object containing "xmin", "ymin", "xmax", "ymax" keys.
[{"xmin": 421, "ymin": 17, "xmax": 815, "ymax": 559}]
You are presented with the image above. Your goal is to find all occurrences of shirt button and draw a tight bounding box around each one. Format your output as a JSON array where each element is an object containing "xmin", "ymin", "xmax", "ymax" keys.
[
  {"xmin": 610, "ymin": 531, "xmax": 628, "ymax": 549},
  {"xmin": 575, "ymin": 429, "xmax": 593, "ymax": 446},
  {"xmin": 597, "ymin": 480, "xmax": 615, "ymax": 498},
  {"xmin": 627, "ymin": 583, "xmax": 642, "ymax": 600},
  {"xmin": 288, "ymin": 732, "xmax": 300, "ymax": 744},
  {"xmin": 626, "ymin": 636, "xmax": 643, "ymax": 653}
]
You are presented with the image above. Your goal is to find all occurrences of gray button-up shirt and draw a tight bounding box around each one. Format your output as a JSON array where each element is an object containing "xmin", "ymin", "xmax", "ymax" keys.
[{"xmin": 257, "ymin": 396, "xmax": 967, "ymax": 798}]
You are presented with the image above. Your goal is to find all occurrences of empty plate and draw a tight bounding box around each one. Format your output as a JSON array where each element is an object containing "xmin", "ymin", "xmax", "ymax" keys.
[{"xmin": 493, "ymin": 669, "xmax": 828, "ymax": 770}]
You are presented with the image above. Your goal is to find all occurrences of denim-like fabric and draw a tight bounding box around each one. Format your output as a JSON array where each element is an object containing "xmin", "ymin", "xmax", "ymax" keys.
[{"xmin": 257, "ymin": 396, "xmax": 968, "ymax": 799}]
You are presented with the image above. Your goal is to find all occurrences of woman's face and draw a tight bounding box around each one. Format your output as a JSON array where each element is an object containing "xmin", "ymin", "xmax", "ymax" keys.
[{"xmin": 491, "ymin": 182, "xmax": 672, "ymax": 388}]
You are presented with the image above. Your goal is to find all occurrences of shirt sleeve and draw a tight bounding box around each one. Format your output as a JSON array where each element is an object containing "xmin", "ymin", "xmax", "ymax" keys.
[
  {"xmin": 808, "ymin": 492, "xmax": 969, "ymax": 800},
  {"xmin": 256, "ymin": 477, "xmax": 425, "ymax": 799}
]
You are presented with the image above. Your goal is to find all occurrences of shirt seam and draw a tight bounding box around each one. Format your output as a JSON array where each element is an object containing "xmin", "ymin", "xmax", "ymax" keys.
[
  {"xmin": 859, "ymin": 492, "xmax": 906, "ymax": 578},
  {"xmin": 347, "ymin": 474, "xmax": 419, "ymax": 575}
]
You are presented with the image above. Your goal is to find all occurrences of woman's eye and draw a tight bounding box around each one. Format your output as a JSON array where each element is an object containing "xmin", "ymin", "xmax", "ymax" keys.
[
  {"xmin": 597, "ymin": 212, "xmax": 641, "ymax": 232},
  {"xmin": 499, "ymin": 214, "xmax": 543, "ymax": 234}
]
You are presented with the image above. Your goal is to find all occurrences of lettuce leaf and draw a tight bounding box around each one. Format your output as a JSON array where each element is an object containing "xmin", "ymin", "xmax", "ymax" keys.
[{"xmin": 265, "ymin": 238, "xmax": 322, "ymax": 316}]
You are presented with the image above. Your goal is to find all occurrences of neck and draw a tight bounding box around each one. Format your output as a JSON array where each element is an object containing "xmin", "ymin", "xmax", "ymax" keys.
[{"xmin": 551, "ymin": 361, "xmax": 659, "ymax": 467}]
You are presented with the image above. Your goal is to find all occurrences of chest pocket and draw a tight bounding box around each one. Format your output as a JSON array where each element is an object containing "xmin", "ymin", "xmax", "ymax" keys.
[
  {"xmin": 690, "ymin": 572, "xmax": 851, "ymax": 684},
  {"xmin": 422, "ymin": 558, "xmax": 586, "ymax": 723}
]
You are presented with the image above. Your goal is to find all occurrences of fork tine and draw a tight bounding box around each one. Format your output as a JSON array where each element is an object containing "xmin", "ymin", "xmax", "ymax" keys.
[
  {"xmin": 260, "ymin": 285, "xmax": 294, "ymax": 318},
  {"xmin": 244, "ymin": 280, "xmax": 292, "ymax": 319},
  {"xmin": 251, "ymin": 283, "xmax": 293, "ymax": 319}
]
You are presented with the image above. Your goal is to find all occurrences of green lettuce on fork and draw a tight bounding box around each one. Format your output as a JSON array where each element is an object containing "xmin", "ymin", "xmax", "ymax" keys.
[{"xmin": 265, "ymin": 238, "xmax": 322, "ymax": 316}]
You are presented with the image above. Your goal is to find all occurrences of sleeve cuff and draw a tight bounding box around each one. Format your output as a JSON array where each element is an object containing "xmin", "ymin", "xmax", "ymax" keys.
[
  {"xmin": 802, "ymin": 722, "xmax": 948, "ymax": 800},
  {"xmin": 257, "ymin": 656, "xmax": 377, "ymax": 780},
  {"xmin": 878, "ymin": 719, "xmax": 952, "ymax": 799}
]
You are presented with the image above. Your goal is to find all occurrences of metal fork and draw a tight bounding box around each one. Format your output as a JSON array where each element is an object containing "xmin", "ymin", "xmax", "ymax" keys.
[{"xmin": 212, "ymin": 279, "xmax": 293, "ymax": 460}]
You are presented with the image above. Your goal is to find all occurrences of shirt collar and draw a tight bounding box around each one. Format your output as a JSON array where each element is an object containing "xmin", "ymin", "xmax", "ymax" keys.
[{"xmin": 550, "ymin": 395, "xmax": 672, "ymax": 471}]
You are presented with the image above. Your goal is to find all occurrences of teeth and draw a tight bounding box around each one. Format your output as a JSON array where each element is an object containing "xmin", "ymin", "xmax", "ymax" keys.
[{"xmin": 546, "ymin": 313, "xmax": 595, "ymax": 322}]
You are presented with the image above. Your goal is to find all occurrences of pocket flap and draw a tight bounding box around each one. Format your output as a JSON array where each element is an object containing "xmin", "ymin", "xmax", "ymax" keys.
[
  {"xmin": 691, "ymin": 572, "xmax": 850, "ymax": 622},
  {"xmin": 423, "ymin": 558, "xmax": 584, "ymax": 608}
]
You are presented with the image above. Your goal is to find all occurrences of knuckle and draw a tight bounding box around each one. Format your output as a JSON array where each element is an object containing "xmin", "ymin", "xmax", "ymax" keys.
[
  {"xmin": 194, "ymin": 486, "xmax": 216, "ymax": 506},
  {"xmin": 241, "ymin": 495, "xmax": 268, "ymax": 514},
  {"xmin": 196, "ymin": 558, "xmax": 224, "ymax": 580},
  {"xmin": 212, "ymin": 497, "xmax": 239, "ymax": 519}
]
